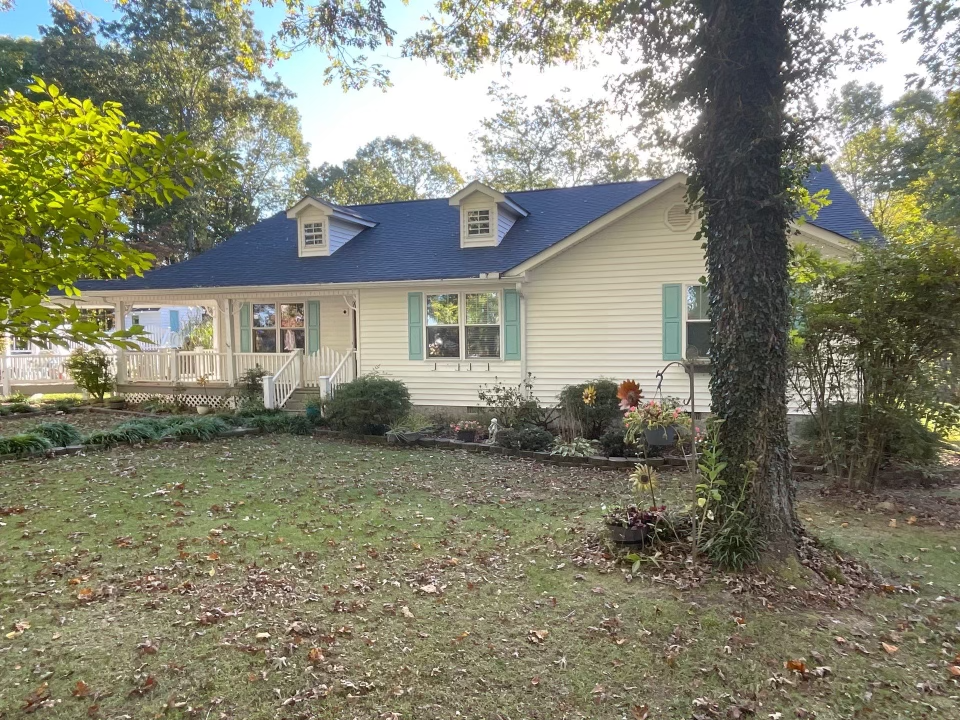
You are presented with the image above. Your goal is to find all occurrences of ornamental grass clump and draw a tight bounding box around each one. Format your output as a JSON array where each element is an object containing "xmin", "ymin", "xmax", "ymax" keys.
[
  {"xmin": 0, "ymin": 433, "xmax": 54, "ymax": 457},
  {"xmin": 32, "ymin": 421, "xmax": 82, "ymax": 447}
]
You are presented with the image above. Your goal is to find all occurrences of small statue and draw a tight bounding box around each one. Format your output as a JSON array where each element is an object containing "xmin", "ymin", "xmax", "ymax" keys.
[{"xmin": 487, "ymin": 417, "xmax": 500, "ymax": 444}]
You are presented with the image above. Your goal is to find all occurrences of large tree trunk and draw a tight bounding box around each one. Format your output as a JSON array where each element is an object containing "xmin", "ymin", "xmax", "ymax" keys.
[{"xmin": 693, "ymin": 0, "xmax": 798, "ymax": 557}]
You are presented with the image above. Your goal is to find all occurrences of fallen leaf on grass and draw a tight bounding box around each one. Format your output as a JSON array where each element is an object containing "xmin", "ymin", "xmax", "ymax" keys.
[
  {"xmin": 947, "ymin": 665, "xmax": 960, "ymax": 677},
  {"xmin": 77, "ymin": 588, "xmax": 95, "ymax": 602},
  {"xmin": 400, "ymin": 606, "xmax": 415, "ymax": 619},
  {"xmin": 785, "ymin": 659, "xmax": 807, "ymax": 675},
  {"xmin": 527, "ymin": 629, "xmax": 549, "ymax": 644},
  {"xmin": 6, "ymin": 620, "xmax": 30, "ymax": 638},
  {"xmin": 419, "ymin": 584, "xmax": 437, "ymax": 594},
  {"xmin": 632, "ymin": 705, "xmax": 650, "ymax": 719},
  {"xmin": 308, "ymin": 647, "xmax": 325, "ymax": 663},
  {"xmin": 128, "ymin": 675, "xmax": 157, "ymax": 696},
  {"xmin": 72, "ymin": 680, "xmax": 91, "ymax": 698},
  {"xmin": 881, "ymin": 642, "xmax": 899, "ymax": 654}
]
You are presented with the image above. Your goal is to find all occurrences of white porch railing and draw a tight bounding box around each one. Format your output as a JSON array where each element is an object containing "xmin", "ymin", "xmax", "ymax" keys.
[
  {"xmin": 124, "ymin": 350, "xmax": 228, "ymax": 383},
  {"xmin": 302, "ymin": 347, "xmax": 347, "ymax": 387},
  {"xmin": 263, "ymin": 349, "xmax": 301, "ymax": 410},
  {"xmin": 318, "ymin": 349, "xmax": 356, "ymax": 400},
  {"xmin": 234, "ymin": 352, "xmax": 291, "ymax": 381},
  {"xmin": 2, "ymin": 354, "xmax": 72, "ymax": 383}
]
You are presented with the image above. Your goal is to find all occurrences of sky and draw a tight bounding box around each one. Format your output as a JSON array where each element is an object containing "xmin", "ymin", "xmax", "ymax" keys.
[{"xmin": 2, "ymin": 0, "xmax": 925, "ymax": 173}]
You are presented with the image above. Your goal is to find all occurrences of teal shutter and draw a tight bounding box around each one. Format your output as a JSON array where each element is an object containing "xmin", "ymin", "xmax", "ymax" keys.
[
  {"xmin": 239, "ymin": 302, "xmax": 251, "ymax": 353},
  {"xmin": 307, "ymin": 300, "xmax": 320, "ymax": 354},
  {"xmin": 662, "ymin": 284, "xmax": 682, "ymax": 360},
  {"xmin": 407, "ymin": 292, "xmax": 423, "ymax": 360},
  {"xmin": 168, "ymin": 309, "xmax": 180, "ymax": 333},
  {"xmin": 503, "ymin": 289, "xmax": 521, "ymax": 361}
]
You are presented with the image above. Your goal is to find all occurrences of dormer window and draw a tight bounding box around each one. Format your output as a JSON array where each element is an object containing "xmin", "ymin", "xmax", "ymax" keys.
[
  {"xmin": 303, "ymin": 221, "xmax": 325, "ymax": 246},
  {"xmin": 449, "ymin": 180, "xmax": 528, "ymax": 249},
  {"xmin": 466, "ymin": 209, "xmax": 492, "ymax": 237},
  {"xmin": 286, "ymin": 196, "xmax": 376, "ymax": 258}
]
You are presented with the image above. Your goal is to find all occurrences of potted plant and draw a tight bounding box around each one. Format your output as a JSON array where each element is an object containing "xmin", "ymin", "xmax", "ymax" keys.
[
  {"xmin": 195, "ymin": 375, "xmax": 211, "ymax": 415},
  {"xmin": 604, "ymin": 464, "xmax": 670, "ymax": 545},
  {"xmin": 623, "ymin": 398, "xmax": 691, "ymax": 448},
  {"xmin": 452, "ymin": 419, "xmax": 483, "ymax": 443},
  {"xmin": 304, "ymin": 396, "xmax": 323, "ymax": 423}
]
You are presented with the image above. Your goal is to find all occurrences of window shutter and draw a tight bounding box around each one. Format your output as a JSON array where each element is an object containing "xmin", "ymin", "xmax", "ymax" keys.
[
  {"xmin": 662, "ymin": 284, "xmax": 682, "ymax": 360},
  {"xmin": 239, "ymin": 302, "xmax": 251, "ymax": 353},
  {"xmin": 168, "ymin": 309, "xmax": 180, "ymax": 333},
  {"xmin": 307, "ymin": 300, "xmax": 320, "ymax": 354},
  {"xmin": 407, "ymin": 292, "xmax": 423, "ymax": 360},
  {"xmin": 503, "ymin": 289, "xmax": 521, "ymax": 361}
]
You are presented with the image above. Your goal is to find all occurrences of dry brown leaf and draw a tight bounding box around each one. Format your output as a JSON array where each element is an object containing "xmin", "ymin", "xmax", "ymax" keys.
[
  {"xmin": 785, "ymin": 659, "xmax": 807, "ymax": 675},
  {"xmin": 632, "ymin": 705, "xmax": 650, "ymax": 720},
  {"xmin": 527, "ymin": 629, "xmax": 549, "ymax": 644},
  {"xmin": 881, "ymin": 642, "xmax": 899, "ymax": 654},
  {"xmin": 72, "ymin": 681, "xmax": 90, "ymax": 698},
  {"xmin": 947, "ymin": 665, "xmax": 960, "ymax": 677}
]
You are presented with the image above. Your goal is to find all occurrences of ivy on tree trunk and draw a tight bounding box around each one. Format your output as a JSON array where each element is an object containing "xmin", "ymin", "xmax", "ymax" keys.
[{"xmin": 691, "ymin": 0, "xmax": 798, "ymax": 556}]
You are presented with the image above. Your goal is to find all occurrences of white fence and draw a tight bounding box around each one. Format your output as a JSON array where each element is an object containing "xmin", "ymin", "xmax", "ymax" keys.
[{"xmin": 263, "ymin": 349, "xmax": 302, "ymax": 410}]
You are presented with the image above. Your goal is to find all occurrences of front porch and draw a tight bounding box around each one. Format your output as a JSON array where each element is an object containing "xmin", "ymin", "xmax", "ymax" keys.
[{"xmin": 2, "ymin": 290, "xmax": 359, "ymax": 409}]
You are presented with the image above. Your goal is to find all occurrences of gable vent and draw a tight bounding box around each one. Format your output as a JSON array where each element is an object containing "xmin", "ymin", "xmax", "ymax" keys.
[{"xmin": 665, "ymin": 202, "xmax": 695, "ymax": 232}]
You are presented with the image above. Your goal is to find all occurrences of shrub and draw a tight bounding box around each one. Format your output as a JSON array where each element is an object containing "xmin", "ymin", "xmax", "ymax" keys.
[
  {"xmin": 32, "ymin": 422, "xmax": 82, "ymax": 447},
  {"xmin": 796, "ymin": 402, "xmax": 942, "ymax": 465},
  {"xmin": 495, "ymin": 425, "xmax": 554, "ymax": 452},
  {"xmin": 284, "ymin": 415, "xmax": 315, "ymax": 436},
  {"xmin": 0, "ymin": 432, "xmax": 53, "ymax": 456},
  {"xmin": 478, "ymin": 374, "xmax": 550, "ymax": 428},
  {"xmin": 236, "ymin": 366, "xmax": 268, "ymax": 412},
  {"xmin": 112, "ymin": 418, "xmax": 170, "ymax": 443},
  {"xmin": 598, "ymin": 422, "xmax": 637, "ymax": 458},
  {"xmin": 64, "ymin": 349, "xmax": 115, "ymax": 400},
  {"xmin": 8, "ymin": 401, "xmax": 34, "ymax": 414},
  {"xmin": 325, "ymin": 374, "xmax": 411, "ymax": 435},
  {"xmin": 558, "ymin": 379, "xmax": 621, "ymax": 439},
  {"xmin": 550, "ymin": 437, "xmax": 595, "ymax": 457}
]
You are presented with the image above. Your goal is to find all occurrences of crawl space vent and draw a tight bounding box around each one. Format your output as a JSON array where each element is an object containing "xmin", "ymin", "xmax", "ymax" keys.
[{"xmin": 664, "ymin": 202, "xmax": 695, "ymax": 232}]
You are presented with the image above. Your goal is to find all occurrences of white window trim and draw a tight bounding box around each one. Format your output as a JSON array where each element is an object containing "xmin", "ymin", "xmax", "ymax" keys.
[
  {"xmin": 298, "ymin": 217, "xmax": 329, "ymax": 257},
  {"xmin": 684, "ymin": 282, "xmax": 711, "ymax": 362},
  {"xmin": 424, "ymin": 290, "xmax": 503, "ymax": 361},
  {"xmin": 460, "ymin": 203, "xmax": 498, "ymax": 247}
]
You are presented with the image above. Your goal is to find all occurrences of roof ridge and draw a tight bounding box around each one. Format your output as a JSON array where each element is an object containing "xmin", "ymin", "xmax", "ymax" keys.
[{"xmin": 341, "ymin": 179, "xmax": 664, "ymax": 210}]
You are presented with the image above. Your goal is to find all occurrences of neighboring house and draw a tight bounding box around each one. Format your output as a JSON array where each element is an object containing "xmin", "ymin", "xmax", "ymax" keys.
[{"xmin": 9, "ymin": 167, "xmax": 877, "ymax": 409}]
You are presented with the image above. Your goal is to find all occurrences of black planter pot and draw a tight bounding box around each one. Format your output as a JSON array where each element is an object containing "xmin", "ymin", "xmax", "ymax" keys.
[
  {"xmin": 456, "ymin": 429, "xmax": 478, "ymax": 443},
  {"xmin": 644, "ymin": 425, "xmax": 679, "ymax": 447},
  {"xmin": 606, "ymin": 523, "xmax": 652, "ymax": 545}
]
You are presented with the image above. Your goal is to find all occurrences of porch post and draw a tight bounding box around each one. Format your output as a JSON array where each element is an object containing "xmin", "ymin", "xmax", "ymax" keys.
[
  {"xmin": 223, "ymin": 299, "xmax": 236, "ymax": 386},
  {"xmin": 2, "ymin": 333, "xmax": 11, "ymax": 397},
  {"xmin": 114, "ymin": 299, "xmax": 127, "ymax": 385}
]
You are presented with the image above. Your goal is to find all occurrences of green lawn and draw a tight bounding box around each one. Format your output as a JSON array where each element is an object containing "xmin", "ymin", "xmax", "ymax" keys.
[{"xmin": 1, "ymin": 436, "xmax": 958, "ymax": 718}]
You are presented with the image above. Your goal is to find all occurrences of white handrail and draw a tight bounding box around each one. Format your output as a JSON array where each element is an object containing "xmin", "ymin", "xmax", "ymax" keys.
[
  {"xmin": 263, "ymin": 349, "xmax": 301, "ymax": 410},
  {"xmin": 317, "ymin": 349, "xmax": 355, "ymax": 400}
]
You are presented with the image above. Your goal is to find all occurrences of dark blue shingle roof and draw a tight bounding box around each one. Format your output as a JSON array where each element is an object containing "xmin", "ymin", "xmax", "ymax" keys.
[{"xmin": 76, "ymin": 167, "xmax": 875, "ymax": 292}]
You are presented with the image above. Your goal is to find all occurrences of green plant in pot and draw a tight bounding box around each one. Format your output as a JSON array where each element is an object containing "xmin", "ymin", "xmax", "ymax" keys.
[
  {"xmin": 304, "ymin": 396, "xmax": 324, "ymax": 423},
  {"xmin": 603, "ymin": 463, "xmax": 672, "ymax": 545},
  {"xmin": 451, "ymin": 419, "xmax": 483, "ymax": 443},
  {"xmin": 387, "ymin": 413, "xmax": 434, "ymax": 443},
  {"xmin": 195, "ymin": 375, "xmax": 211, "ymax": 415},
  {"xmin": 624, "ymin": 396, "xmax": 691, "ymax": 449}
]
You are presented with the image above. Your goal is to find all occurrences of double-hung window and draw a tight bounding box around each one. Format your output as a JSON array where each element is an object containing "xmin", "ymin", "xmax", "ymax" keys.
[
  {"xmin": 685, "ymin": 284, "xmax": 711, "ymax": 359},
  {"xmin": 425, "ymin": 292, "xmax": 501, "ymax": 359},
  {"xmin": 252, "ymin": 302, "xmax": 305, "ymax": 353}
]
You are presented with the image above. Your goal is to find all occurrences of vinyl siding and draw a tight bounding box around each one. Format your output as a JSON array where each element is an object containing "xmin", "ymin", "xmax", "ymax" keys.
[
  {"xmin": 329, "ymin": 218, "xmax": 362, "ymax": 253},
  {"xmin": 319, "ymin": 297, "xmax": 353, "ymax": 354},
  {"xmin": 497, "ymin": 207, "xmax": 518, "ymax": 244},
  {"xmin": 524, "ymin": 187, "xmax": 712, "ymax": 410},
  {"xmin": 357, "ymin": 285, "xmax": 521, "ymax": 406}
]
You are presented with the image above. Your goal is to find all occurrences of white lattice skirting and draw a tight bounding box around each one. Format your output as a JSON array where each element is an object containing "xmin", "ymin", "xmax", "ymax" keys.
[{"xmin": 123, "ymin": 392, "xmax": 236, "ymax": 409}]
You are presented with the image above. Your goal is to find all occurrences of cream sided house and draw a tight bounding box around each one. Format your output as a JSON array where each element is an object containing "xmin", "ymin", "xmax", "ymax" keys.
[{"xmin": 3, "ymin": 168, "xmax": 877, "ymax": 411}]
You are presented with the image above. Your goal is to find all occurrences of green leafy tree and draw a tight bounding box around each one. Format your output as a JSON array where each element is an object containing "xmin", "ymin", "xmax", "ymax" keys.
[
  {"xmin": 474, "ymin": 84, "xmax": 641, "ymax": 190},
  {"xmin": 305, "ymin": 136, "xmax": 463, "ymax": 205},
  {"xmin": 0, "ymin": 79, "xmax": 223, "ymax": 347},
  {"xmin": 1, "ymin": 0, "xmax": 309, "ymax": 258}
]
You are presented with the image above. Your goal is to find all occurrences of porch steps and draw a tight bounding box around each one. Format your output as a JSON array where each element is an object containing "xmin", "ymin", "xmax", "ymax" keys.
[{"xmin": 278, "ymin": 388, "xmax": 318, "ymax": 413}]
